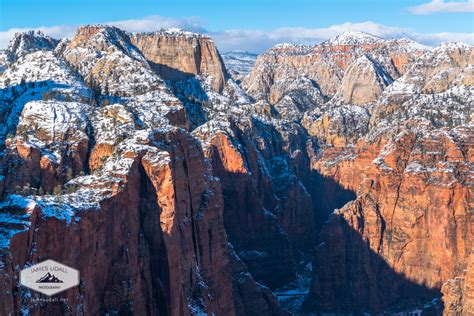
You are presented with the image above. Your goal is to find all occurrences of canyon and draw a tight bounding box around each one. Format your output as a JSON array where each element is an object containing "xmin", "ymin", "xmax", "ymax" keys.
[{"xmin": 0, "ymin": 27, "xmax": 472, "ymax": 315}]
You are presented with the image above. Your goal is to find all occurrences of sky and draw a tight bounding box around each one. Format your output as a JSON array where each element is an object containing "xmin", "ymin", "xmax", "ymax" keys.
[{"xmin": 0, "ymin": 0, "xmax": 473, "ymax": 52}]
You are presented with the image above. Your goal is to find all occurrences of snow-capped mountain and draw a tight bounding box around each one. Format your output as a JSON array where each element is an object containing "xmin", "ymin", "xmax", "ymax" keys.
[
  {"xmin": 221, "ymin": 51, "xmax": 258, "ymax": 81},
  {"xmin": 323, "ymin": 30, "xmax": 385, "ymax": 45}
]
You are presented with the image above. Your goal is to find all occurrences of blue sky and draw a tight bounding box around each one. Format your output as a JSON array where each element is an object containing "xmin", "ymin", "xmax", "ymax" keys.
[{"xmin": 1, "ymin": 0, "xmax": 473, "ymax": 52}]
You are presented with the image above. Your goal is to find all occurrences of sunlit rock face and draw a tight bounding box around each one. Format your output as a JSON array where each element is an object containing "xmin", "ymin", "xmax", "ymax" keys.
[
  {"xmin": 130, "ymin": 29, "xmax": 228, "ymax": 93},
  {"xmin": 242, "ymin": 32, "xmax": 426, "ymax": 107}
]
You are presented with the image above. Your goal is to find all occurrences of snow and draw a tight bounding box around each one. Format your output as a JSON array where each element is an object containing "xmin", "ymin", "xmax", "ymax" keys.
[
  {"xmin": 156, "ymin": 28, "xmax": 204, "ymax": 38},
  {"xmin": 0, "ymin": 195, "xmax": 34, "ymax": 249},
  {"xmin": 20, "ymin": 101, "xmax": 89, "ymax": 138},
  {"xmin": 6, "ymin": 30, "xmax": 59, "ymax": 60},
  {"xmin": 396, "ymin": 37, "xmax": 431, "ymax": 51},
  {"xmin": 274, "ymin": 260, "xmax": 312, "ymax": 314},
  {"xmin": 0, "ymin": 49, "xmax": 91, "ymax": 139},
  {"xmin": 325, "ymin": 31, "xmax": 385, "ymax": 46},
  {"xmin": 273, "ymin": 43, "xmax": 297, "ymax": 48},
  {"xmin": 221, "ymin": 51, "xmax": 257, "ymax": 75},
  {"xmin": 0, "ymin": 51, "xmax": 88, "ymax": 93},
  {"xmin": 62, "ymin": 26, "xmax": 166, "ymax": 97}
]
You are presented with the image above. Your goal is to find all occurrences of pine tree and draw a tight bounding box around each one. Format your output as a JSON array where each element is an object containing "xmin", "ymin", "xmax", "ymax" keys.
[
  {"xmin": 53, "ymin": 185, "xmax": 62, "ymax": 196},
  {"xmin": 101, "ymin": 98, "xmax": 110, "ymax": 106},
  {"xmin": 66, "ymin": 167, "xmax": 74, "ymax": 181}
]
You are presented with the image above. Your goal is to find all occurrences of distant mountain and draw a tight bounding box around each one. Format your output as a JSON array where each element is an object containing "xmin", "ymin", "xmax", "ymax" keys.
[
  {"xmin": 323, "ymin": 30, "xmax": 384, "ymax": 45},
  {"xmin": 221, "ymin": 51, "xmax": 258, "ymax": 80}
]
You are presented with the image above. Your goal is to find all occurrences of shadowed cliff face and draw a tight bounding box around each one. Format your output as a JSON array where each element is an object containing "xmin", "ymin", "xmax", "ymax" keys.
[
  {"xmin": 442, "ymin": 252, "xmax": 474, "ymax": 315},
  {"xmin": 306, "ymin": 124, "xmax": 473, "ymax": 313},
  {"xmin": 194, "ymin": 119, "xmax": 319, "ymax": 288},
  {"xmin": 0, "ymin": 129, "xmax": 285, "ymax": 315},
  {"xmin": 130, "ymin": 31, "xmax": 228, "ymax": 93},
  {"xmin": 308, "ymin": 210, "xmax": 442, "ymax": 314}
]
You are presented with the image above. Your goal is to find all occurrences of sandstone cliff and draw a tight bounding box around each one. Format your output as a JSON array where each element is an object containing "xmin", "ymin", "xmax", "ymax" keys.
[
  {"xmin": 131, "ymin": 29, "xmax": 228, "ymax": 93},
  {"xmin": 333, "ymin": 55, "xmax": 393, "ymax": 105},
  {"xmin": 0, "ymin": 128, "xmax": 285, "ymax": 315},
  {"xmin": 242, "ymin": 32, "xmax": 425, "ymax": 107},
  {"xmin": 0, "ymin": 26, "xmax": 286, "ymax": 316},
  {"xmin": 442, "ymin": 252, "xmax": 474, "ymax": 315},
  {"xmin": 304, "ymin": 42, "xmax": 473, "ymax": 313}
]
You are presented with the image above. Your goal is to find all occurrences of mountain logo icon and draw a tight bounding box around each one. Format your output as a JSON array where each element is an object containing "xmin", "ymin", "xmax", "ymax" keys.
[
  {"xmin": 20, "ymin": 259, "xmax": 79, "ymax": 296},
  {"xmin": 35, "ymin": 272, "xmax": 64, "ymax": 283}
]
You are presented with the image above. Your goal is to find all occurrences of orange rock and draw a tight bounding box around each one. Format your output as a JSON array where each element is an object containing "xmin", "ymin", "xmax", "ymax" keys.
[
  {"xmin": 89, "ymin": 143, "xmax": 114, "ymax": 171},
  {"xmin": 309, "ymin": 128, "xmax": 473, "ymax": 312},
  {"xmin": 131, "ymin": 32, "xmax": 228, "ymax": 92},
  {"xmin": 0, "ymin": 129, "xmax": 285, "ymax": 315}
]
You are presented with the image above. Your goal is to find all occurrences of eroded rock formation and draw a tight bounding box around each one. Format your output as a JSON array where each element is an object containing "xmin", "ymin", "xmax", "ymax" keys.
[{"xmin": 131, "ymin": 30, "xmax": 228, "ymax": 93}]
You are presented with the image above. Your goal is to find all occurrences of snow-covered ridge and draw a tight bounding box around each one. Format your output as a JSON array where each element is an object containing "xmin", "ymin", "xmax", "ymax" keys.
[
  {"xmin": 324, "ymin": 31, "xmax": 384, "ymax": 45},
  {"xmin": 395, "ymin": 37, "xmax": 431, "ymax": 51},
  {"xmin": 264, "ymin": 31, "xmax": 430, "ymax": 57},
  {"xmin": 267, "ymin": 43, "xmax": 315, "ymax": 56},
  {"xmin": 6, "ymin": 30, "xmax": 59, "ymax": 60},
  {"xmin": 438, "ymin": 41, "xmax": 473, "ymax": 50},
  {"xmin": 132, "ymin": 27, "xmax": 209, "ymax": 40},
  {"xmin": 222, "ymin": 51, "xmax": 258, "ymax": 75},
  {"xmin": 273, "ymin": 43, "xmax": 298, "ymax": 49}
]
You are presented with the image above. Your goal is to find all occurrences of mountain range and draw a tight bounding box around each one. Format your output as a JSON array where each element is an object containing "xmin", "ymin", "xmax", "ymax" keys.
[{"xmin": 0, "ymin": 26, "xmax": 472, "ymax": 315}]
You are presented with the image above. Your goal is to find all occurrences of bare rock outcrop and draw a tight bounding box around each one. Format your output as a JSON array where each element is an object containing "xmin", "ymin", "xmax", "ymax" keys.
[
  {"xmin": 5, "ymin": 30, "xmax": 59, "ymax": 61},
  {"xmin": 193, "ymin": 118, "xmax": 318, "ymax": 288},
  {"xmin": 242, "ymin": 32, "xmax": 425, "ymax": 105},
  {"xmin": 333, "ymin": 55, "xmax": 393, "ymax": 105},
  {"xmin": 4, "ymin": 101, "xmax": 91, "ymax": 193},
  {"xmin": 442, "ymin": 253, "xmax": 474, "ymax": 315},
  {"xmin": 308, "ymin": 123, "xmax": 473, "ymax": 312},
  {"xmin": 0, "ymin": 129, "xmax": 285, "ymax": 315},
  {"xmin": 61, "ymin": 25, "xmax": 166, "ymax": 96},
  {"xmin": 131, "ymin": 30, "xmax": 228, "ymax": 93},
  {"xmin": 1, "ymin": 26, "xmax": 472, "ymax": 316}
]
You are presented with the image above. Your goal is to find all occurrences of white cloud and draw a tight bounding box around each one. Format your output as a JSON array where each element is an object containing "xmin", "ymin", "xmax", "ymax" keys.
[
  {"xmin": 209, "ymin": 22, "xmax": 410, "ymax": 52},
  {"xmin": 411, "ymin": 31, "xmax": 474, "ymax": 45},
  {"xmin": 0, "ymin": 25, "xmax": 77, "ymax": 49},
  {"xmin": 0, "ymin": 17, "xmax": 472, "ymax": 53},
  {"xmin": 208, "ymin": 21, "xmax": 474, "ymax": 52},
  {"xmin": 103, "ymin": 15, "xmax": 207, "ymax": 34},
  {"xmin": 409, "ymin": 0, "xmax": 474, "ymax": 15}
]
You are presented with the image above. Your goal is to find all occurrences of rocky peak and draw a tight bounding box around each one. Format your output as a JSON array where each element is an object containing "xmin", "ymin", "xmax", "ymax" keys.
[
  {"xmin": 334, "ymin": 54, "xmax": 393, "ymax": 105},
  {"xmin": 324, "ymin": 31, "xmax": 385, "ymax": 46},
  {"xmin": 69, "ymin": 25, "xmax": 143, "ymax": 60},
  {"xmin": 265, "ymin": 43, "xmax": 314, "ymax": 56},
  {"xmin": 433, "ymin": 42, "xmax": 474, "ymax": 68},
  {"xmin": 243, "ymin": 32, "xmax": 426, "ymax": 104},
  {"xmin": 0, "ymin": 22, "xmax": 472, "ymax": 316},
  {"xmin": 6, "ymin": 30, "xmax": 59, "ymax": 60},
  {"xmin": 130, "ymin": 29, "xmax": 228, "ymax": 92},
  {"xmin": 62, "ymin": 25, "xmax": 165, "ymax": 97}
]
